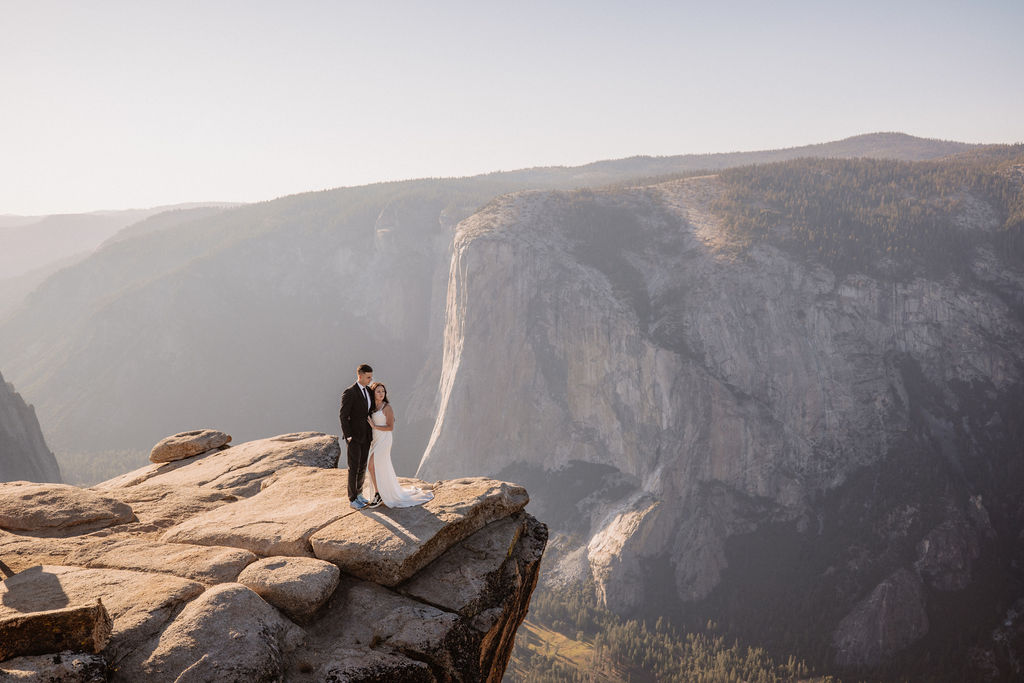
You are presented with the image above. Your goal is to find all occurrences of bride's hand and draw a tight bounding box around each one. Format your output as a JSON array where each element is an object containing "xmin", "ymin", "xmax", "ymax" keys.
[{"xmin": 366, "ymin": 417, "xmax": 375, "ymax": 428}]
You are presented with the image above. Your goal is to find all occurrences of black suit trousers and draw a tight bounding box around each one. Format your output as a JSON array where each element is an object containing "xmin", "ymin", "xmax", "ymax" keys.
[{"xmin": 347, "ymin": 437, "xmax": 370, "ymax": 501}]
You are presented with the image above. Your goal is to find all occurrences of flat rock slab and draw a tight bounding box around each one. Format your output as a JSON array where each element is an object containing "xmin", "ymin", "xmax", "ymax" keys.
[
  {"xmin": 0, "ymin": 532, "xmax": 255, "ymax": 585},
  {"xmin": 0, "ymin": 651, "xmax": 107, "ymax": 682},
  {"xmin": 0, "ymin": 565, "xmax": 204, "ymax": 664},
  {"xmin": 160, "ymin": 467, "xmax": 355, "ymax": 557},
  {"xmin": 0, "ymin": 482, "xmax": 136, "ymax": 535},
  {"xmin": 0, "ymin": 530, "xmax": 78, "ymax": 574},
  {"xmin": 237, "ymin": 556, "xmax": 340, "ymax": 624},
  {"xmin": 149, "ymin": 429, "xmax": 231, "ymax": 463},
  {"xmin": 310, "ymin": 477, "xmax": 529, "ymax": 587},
  {"xmin": 95, "ymin": 432, "xmax": 340, "ymax": 498},
  {"xmin": 0, "ymin": 600, "xmax": 112, "ymax": 661},
  {"xmin": 122, "ymin": 583, "xmax": 304, "ymax": 683},
  {"xmin": 102, "ymin": 483, "xmax": 240, "ymax": 528},
  {"xmin": 400, "ymin": 514, "xmax": 526, "ymax": 617},
  {"xmin": 66, "ymin": 538, "xmax": 257, "ymax": 585}
]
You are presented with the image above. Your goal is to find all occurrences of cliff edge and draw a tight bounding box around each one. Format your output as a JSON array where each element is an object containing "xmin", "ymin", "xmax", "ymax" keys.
[{"xmin": 0, "ymin": 431, "xmax": 546, "ymax": 681}]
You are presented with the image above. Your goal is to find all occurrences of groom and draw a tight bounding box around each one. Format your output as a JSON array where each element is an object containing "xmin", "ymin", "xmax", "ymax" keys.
[{"xmin": 339, "ymin": 363, "xmax": 377, "ymax": 510}]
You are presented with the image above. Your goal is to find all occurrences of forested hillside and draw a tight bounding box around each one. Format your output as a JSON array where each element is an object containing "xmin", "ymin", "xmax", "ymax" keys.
[{"xmin": 713, "ymin": 146, "xmax": 1024, "ymax": 276}]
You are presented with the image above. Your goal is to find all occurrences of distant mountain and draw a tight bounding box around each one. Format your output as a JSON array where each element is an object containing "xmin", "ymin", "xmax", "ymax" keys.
[
  {"xmin": 0, "ymin": 203, "xmax": 240, "ymax": 281},
  {"xmin": 0, "ymin": 133, "xmax": 979, "ymax": 465},
  {"xmin": 458, "ymin": 132, "xmax": 980, "ymax": 189},
  {"xmin": 0, "ymin": 204, "xmax": 241, "ymax": 324},
  {"xmin": 0, "ymin": 252, "xmax": 86, "ymax": 322},
  {"xmin": 0, "ymin": 370, "xmax": 60, "ymax": 482},
  {"xmin": 559, "ymin": 131, "xmax": 978, "ymax": 180}
]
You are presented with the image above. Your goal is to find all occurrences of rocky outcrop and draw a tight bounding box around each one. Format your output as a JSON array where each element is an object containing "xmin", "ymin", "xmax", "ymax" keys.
[
  {"xmin": 914, "ymin": 507, "xmax": 985, "ymax": 591},
  {"xmin": 0, "ymin": 371, "xmax": 60, "ymax": 483},
  {"xmin": 0, "ymin": 431, "xmax": 546, "ymax": 681},
  {"xmin": 95, "ymin": 432, "xmax": 338, "ymax": 497},
  {"xmin": 158, "ymin": 466, "xmax": 354, "ymax": 557},
  {"xmin": 118, "ymin": 583, "xmax": 305, "ymax": 682},
  {"xmin": 0, "ymin": 600, "xmax": 111, "ymax": 661},
  {"xmin": 148, "ymin": 429, "xmax": 231, "ymax": 463},
  {"xmin": 0, "ymin": 564, "xmax": 205, "ymax": 665},
  {"xmin": 310, "ymin": 477, "xmax": 529, "ymax": 586},
  {"xmin": 832, "ymin": 568, "xmax": 930, "ymax": 668},
  {"xmin": 0, "ymin": 651, "xmax": 107, "ymax": 682},
  {"xmin": 0, "ymin": 482, "xmax": 135, "ymax": 535},
  {"xmin": 237, "ymin": 556, "xmax": 340, "ymax": 624}
]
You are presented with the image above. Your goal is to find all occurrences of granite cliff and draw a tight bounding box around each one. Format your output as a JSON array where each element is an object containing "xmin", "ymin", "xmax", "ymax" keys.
[
  {"xmin": 417, "ymin": 156, "xmax": 1024, "ymax": 676},
  {"xmin": 0, "ymin": 370, "xmax": 60, "ymax": 483},
  {"xmin": 0, "ymin": 431, "xmax": 546, "ymax": 681}
]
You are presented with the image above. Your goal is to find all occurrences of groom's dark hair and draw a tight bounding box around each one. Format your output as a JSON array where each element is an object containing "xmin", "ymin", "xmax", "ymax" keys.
[{"xmin": 357, "ymin": 363, "xmax": 373, "ymax": 374}]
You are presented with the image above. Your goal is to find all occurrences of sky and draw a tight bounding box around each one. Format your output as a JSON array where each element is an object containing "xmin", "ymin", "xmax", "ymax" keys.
[{"xmin": 2, "ymin": 0, "xmax": 1023, "ymax": 216}]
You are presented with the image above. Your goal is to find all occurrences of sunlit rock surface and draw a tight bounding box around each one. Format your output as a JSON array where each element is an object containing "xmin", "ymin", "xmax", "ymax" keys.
[{"xmin": 0, "ymin": 432, "xmax": 546, "ymax": 681}]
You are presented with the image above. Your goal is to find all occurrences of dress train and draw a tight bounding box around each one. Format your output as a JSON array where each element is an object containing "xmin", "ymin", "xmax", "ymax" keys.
[{"xmin": 367, "ymin": 409, "xmax": 433, "ymax": 508}]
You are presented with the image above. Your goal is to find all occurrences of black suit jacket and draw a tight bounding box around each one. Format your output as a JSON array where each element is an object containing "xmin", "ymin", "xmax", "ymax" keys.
[{"xmin": 340, "ymin": 382, "xmax": 373, "ymax": 444}]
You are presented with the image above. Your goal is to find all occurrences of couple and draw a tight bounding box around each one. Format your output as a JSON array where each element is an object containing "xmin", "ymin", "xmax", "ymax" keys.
[{"xmin": 339, "ymin": 363, "xmax": 433, "ymax": 510}]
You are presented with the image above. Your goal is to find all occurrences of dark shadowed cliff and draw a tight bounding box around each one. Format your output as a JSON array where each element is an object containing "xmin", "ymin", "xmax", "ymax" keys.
[{"xmin": 0, "ymin": 370, "xmax": 60, "ymax": 483}]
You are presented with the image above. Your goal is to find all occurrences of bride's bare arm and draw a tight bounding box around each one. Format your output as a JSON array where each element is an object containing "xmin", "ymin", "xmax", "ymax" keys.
[{"xmin": 369, "ymin": 405, "xmax": 396, "ymax": 431}]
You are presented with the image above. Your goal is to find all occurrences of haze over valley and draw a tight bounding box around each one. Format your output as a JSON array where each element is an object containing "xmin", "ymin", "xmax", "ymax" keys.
[{"xmin": 3, "ymin": 133, "xmax": 1023, "ymax": 680}]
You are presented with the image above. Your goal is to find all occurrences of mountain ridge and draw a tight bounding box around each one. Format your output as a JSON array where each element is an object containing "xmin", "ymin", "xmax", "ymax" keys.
[{"xmin": 0, "ymin": 132, "xmax": 985, "ymax": 463}]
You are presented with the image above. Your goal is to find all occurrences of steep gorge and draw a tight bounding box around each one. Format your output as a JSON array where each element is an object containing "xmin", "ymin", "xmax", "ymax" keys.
[{"xmin": 417, "ymin": 166, "xmax": 1024, "ymax": 676}]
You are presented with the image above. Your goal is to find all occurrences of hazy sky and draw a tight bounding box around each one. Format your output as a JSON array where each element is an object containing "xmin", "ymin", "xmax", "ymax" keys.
[{"xmin": 3, "ymin": 0, "xmax": 1023, "ymax": 215}]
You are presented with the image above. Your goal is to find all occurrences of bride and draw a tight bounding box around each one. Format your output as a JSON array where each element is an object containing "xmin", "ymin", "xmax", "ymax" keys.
[{"xmin": 364, "ymin": 382, "xmax": 433, "ymax": 508}]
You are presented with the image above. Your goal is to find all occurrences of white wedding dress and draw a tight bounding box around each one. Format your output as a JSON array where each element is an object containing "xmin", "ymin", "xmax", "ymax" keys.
[{"xmin": 368, "ymin": 409, "xmax": 433, "ymax": 508}]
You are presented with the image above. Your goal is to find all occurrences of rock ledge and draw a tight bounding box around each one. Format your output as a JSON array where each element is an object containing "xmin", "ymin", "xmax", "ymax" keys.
[{"xmin": 0, "ymin": 431, "xmax": 546, "ymax": 682}]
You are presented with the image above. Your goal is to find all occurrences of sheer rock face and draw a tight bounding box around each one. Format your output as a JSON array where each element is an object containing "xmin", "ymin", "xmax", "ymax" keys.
[
  {"xmin": 416, "ymin": 177, "xmax": 1024, "ymax": 662},
  {"xmin": 913, "ymin": 507, "xmax": 986, "ymax": 592},
  {"xmin": 0, "ymin": 432, "xmax": 546, "ymax": 682},
  {"xmin": 0, "ymin": 372, "xmax": 60, "ymax": 484},
  {"xmin": 832, "ymin": 569, "xmax": 930, "ymax": 668}
]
